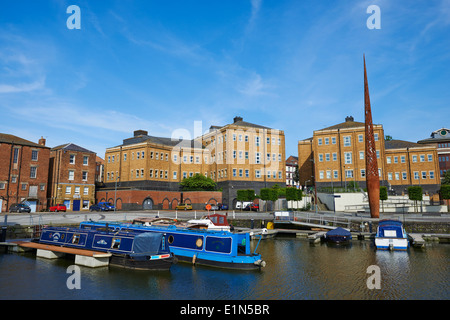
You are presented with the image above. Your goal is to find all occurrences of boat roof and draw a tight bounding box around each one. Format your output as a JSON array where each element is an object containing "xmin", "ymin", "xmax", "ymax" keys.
[{"xmin": 378, "ymin": 220, "xmax": 403, "ymax": 227}]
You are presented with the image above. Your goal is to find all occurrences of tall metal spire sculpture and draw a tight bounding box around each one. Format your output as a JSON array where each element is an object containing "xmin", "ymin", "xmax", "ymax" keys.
[{"xmin": 364, "ymin": 55, "xmax": 380, "ymax": 219}]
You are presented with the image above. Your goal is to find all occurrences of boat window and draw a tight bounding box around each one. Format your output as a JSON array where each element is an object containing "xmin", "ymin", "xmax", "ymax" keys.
[
  {"xmin": 112, "ymin": 238, "xmax": 121, "ymax": 249},
  {"xmin": 196, "ymin": 237, "xmax": 203, "ymax": 248},
  {"xmin": 72, "ymin": 234, "xmax": 80, "ymax": 244},
  {"xmin": 384, "ymin": 230, "xmax": 397, "ymax": 238},
  {"xmin": 168, "ymin": 235, "xmax": 174, "ymax": 244},
  {"xmin": 205, "ymin": 237, "xmax": 232, "ymax": 254}
]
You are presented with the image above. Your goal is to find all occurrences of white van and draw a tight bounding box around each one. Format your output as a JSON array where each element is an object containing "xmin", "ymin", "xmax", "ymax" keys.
[{"xmin": 235, "ymin": 201, "xmax": 252, "ymax": 209}]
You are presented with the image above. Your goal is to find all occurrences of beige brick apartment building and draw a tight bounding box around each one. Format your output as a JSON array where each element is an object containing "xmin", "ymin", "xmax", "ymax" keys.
[
  {"xmin": 298, "ymin": 116, "xmax": 441, "ymax": 195},
  {"xmin": 102, "ymin": 117, "xmax": 286, "ymax": 209}
]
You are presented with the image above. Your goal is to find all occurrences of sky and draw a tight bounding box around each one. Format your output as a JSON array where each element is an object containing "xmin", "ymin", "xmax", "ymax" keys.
[{"xmin": 1, "ymin": 0, "xmax": 449, "ymax": 158}]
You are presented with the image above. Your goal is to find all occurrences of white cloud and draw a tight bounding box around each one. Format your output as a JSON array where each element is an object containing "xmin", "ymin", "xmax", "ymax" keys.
[{"xmin": 0, "ymin": 77, "xmax": 45, "ymax": 93}]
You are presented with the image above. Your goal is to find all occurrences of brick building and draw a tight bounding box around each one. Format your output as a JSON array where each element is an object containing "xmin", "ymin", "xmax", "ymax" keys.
[
  {"xmin": 417, "ymin": 128, "xmax": 450, "ymax": 180},
  {"xmin": 48, "ymin": 143, "xmax": 97, "ymax": 211},
  {"xmin": 298, "ymin": 116, "xmax": 441, "ymax": 195},
  {"xmin": 102, "ymin": 116, "xmax": 286, "ymax": 209},
  {"xmin": 0, "ymin": 134, "xmax": 50, "ymax": 212},
  {"xmin": 286, "ymin": 155, "xmax": 300, "ymax": 187}
]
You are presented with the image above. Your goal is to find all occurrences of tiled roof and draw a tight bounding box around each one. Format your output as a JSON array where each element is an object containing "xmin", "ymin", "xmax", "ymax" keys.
[
  {"xmin": 51, "ymin": 143, "xmax": 95, "ymax": 153},
  {"xmin": 385, "ymin": 140, "xmax": 423, "ymax": 149},
  {"xmin": 0, "ymin": 133, "xmax": 49, "ymax": 148}
]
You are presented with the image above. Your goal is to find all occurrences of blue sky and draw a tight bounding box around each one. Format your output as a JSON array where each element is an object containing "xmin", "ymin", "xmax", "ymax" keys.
[{"xmin": 1, "ymin": 0, "xmax": 449, "ymax": 158}]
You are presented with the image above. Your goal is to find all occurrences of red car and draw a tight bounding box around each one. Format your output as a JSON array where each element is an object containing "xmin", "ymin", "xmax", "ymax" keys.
[{"xmin": 49, "ymin": 204, "xmax": 67, "ymax": 212}]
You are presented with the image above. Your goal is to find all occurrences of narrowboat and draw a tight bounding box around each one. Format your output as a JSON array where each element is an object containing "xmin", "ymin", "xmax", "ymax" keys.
[
  {"xmin": 38, "ymin": 226, "xmax": 175, "ymax": 270},
  {"xmin": 375, "ymin": 220, "xmax": 409, "ymax": 251},
  {"xmin": 324, "ymin": 227, "xmax": 352, "ymax": 244},
  {"xmin": 80, "ymin": 220, "xmax": 266, "ymax": 271}
]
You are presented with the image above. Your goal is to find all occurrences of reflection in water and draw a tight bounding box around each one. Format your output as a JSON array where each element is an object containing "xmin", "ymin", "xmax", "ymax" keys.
[{"xmin": 0, "ymin": 239, "xmax": 448, "ymax": 300}]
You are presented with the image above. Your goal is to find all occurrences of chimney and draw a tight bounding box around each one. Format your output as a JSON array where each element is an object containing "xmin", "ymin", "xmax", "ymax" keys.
[
  {"xmin": 345, "ymin": 116, "xmax": 354, "ymax": 122},
  {"xmin": 134, "ymin": 130, "xmax": 148, "ymax": 137},
  {"xmin": 38, "ymin": 136, "xmax": 46, "ymax": 146},
  {"xmin": 233, "ymin": 116, "xmax": 243, "ymax": 123}
]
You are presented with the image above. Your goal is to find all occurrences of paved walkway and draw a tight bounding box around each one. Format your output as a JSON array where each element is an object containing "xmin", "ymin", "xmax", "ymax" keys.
[{"xmin": 1, "ymin": 209, "xmax": 449, "ymax": 226}]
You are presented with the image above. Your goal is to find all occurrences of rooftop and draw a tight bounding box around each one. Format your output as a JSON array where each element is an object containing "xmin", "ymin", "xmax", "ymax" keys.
[
  {"xmin": 51, "ymin": 143, "xmax": 95, "ymax": 154},
  {"xmin": 0, "ymin": 133, "xmax": 49, "ymax": 149}
]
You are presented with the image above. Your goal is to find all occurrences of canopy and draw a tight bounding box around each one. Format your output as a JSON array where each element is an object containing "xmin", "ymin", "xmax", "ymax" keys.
[
  {"xmin": 326, "ymin": 227, "xmax": 351, "ymax": 237},
  {"xmin": 131, "ymin": 232, "xmax": 163, "ymax": 256}
]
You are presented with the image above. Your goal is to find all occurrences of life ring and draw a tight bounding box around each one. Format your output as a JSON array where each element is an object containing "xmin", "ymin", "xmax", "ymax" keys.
[{"xmin": 196, "ymin": 238, "xmax": 203, "ymax": 248}]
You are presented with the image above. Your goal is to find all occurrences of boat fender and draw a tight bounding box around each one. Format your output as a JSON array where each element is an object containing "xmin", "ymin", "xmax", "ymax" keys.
[
  {"xmin": 192, "ymin": 254, "xmax": 196, "ymax": 265},
  {"xmin": 254, "ymin": 259, "xmax": 266, "ymax": 268}
]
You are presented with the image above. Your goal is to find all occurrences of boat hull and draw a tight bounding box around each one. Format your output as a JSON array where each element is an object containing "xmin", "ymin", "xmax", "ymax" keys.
[
  {"xmin": 375, "ymin": 237, "xmax": 409, "ymax": 250},
  {"xmin": 109, "ymin": 254, "xmax": 175, "ymax": 271}
]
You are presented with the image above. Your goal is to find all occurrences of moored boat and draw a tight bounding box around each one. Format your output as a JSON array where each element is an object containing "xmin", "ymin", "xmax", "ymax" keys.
[
  {"xmin": 374, "ymin": 220, "xmax": 409, "ymax": 251},
  {"xmin": 38, "ymin": 226, "xmax": 175, "ymax": 270},
  {"xmin": 324, "ymin": 227, "xmax": 352, "ymax": 244},
  {"xmin": 80, "ymin": 220, "xmax": 266, "ymax": 271}
]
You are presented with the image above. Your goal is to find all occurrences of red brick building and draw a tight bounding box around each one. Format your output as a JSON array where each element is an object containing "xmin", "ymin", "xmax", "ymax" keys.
[
  {"xmin": 0, "ymin": 134, "xmax": 50, "ymax": 212},
  {"xmin": 96, "ymin": 189, "xmax": 222, "ymax": 211},
  {"xmin": 48, "ymin": 143, "xmax": 97, "ymax": 211}
]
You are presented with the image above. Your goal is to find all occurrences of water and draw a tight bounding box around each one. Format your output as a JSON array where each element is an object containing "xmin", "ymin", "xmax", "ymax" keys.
[{"xmin": 0, "ymin": 238, "xmax": 448, "ymax": 300}]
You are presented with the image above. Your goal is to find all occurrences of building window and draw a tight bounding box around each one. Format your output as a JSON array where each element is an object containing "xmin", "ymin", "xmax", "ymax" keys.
[
  {"xmin": 124, "ymin": 153, "xmax": 127, "ymax": 161},
  {"xmin": 420, "ymin": 155, "xmax": 425, "ymax": 162},
  {"xmin": 333, "ymin": 170, "xmax": 338, "ymax": 179},
  {"xmin": 233, "ymin": 169, "xmax": 237, "ymax": 177},
  {"xmin": 374, "ymin": 133, "xmax": 379, "ymax": 141},
  {"xmin": 325, "ymin": 153, "xmax": 330, "ymax": 161},
  {"xmin": 429, "ymin": 171, "xmax": 435, "ymax": 179},
  {"xmin": 245, "ymin": 169, "xmax": 249, "ymax": 178},
  {"xmin": 343, "ymin": 136, "xmax": 351, "ymax": 147},
  {"xmin": 84, "ymin": 187, "xmax": 89, "ymax": 195},
  {"xmin": 412, "ymin": 155, "xmax": 417, "ymax": 163},
  {"xmin": 318, "ymin": 138, "xmax": 322, "ymax": 146},
  {"xmin": 70, "ymin": 154, "xmax": 75, "ymax": 164},
  {"xmin": 324, "ymin": 137, "xmax": 329, "ymax": 145},
  {"xmin": 421, "ymin": 171, "xmax": 427, "ymax": 179},
  {"xmin": 173, "ymin": 171, "xmax": 177, "ymax": 179},
  {"xmin": 255, "ymin": 170, "xmax": 261, "ymax": 178},
  {"xmin": 361, "ymin": 169, "xmax": 366, "ymax": 178},
  {"xmin": 414, "ymin": 172, "xmax": 419, "ymax": 180},
  {"xmin": 255, "ymin": 136, "xmax": 260, "ymax": 147},
  {"xmin": 401, "ymin": 155, "xmax": 406, "ymax": 163},
  {"xmin": 255, "ymin": 152, "xmax": 261, "ymax": 164},
  {"xmin": 402, "ymin": 172, "xmax": 407, "ymax": 180},
  {"xmin": 333, "ymin": 153, "xmax": 337, "ymax": 161},
  {"xmin": 359, "ymin": 151, "xmax": 364, "ymax": 160},
  {"xmin": 345, "ymin": 170, "xmax": 353, "ymax": 178},
  {"xmin": 319, "ymin": 171, "xmax": 324, "ymax": 179},
  {"xmin": 394, "ymin": 156, "xmax": 398, "ymax": 163},
  {"xmin": 318, "ymin": 154, "xmax": 323, "ymax": 162},
  {"xmin": 395, "ymin": 172, "xmax": 400, "ymax": 180},
  {"xmin": 388, "ymin": 173, "xmax": 393, "ymax": 180},
  {"xmin": 344, "ymin": 152, "xmax": 352, "ymax": 164},
  {"xmin": 68, "ymin": 170, "xmax": 74, "ymax": 180},
  {"xmin": 386, "ymin": 157, "xmax": 391, "ymax": 164},
  {"xmin": 31, "ymin": 150, "xmax": 38, "ymax": 161},
  {"xmin": 332, "ymin": 137, "xmax": 336, "ymax": 144},
  {"xmin": 358, "ymin": 134, "xmax": 363, "ymax": 142},
  {"xmin": 427, "ymin": 154, "xmax": 433, "ymax": 162},
  {"xmin": 13, "ymin": 148, "xmax": 19, "ymax": 164},
  {"xmin": 30, "ymin": 166, "xmax": 37, "ymax": 178},
  {"xmin": 66, "ymin": 186, "xmax": 71, "ymax": 194},
  {"xmin": 83, "ymin": 156, "xmax": 88, "ymax": 165},
  {"xmin": 21, "ymin": 183, "xmax": 27, "ymax": 190},
  {"xmin": 74, "ymin": 186, "xmax": 80, "ymax": 194},
  {"xmin": 82, "ymin": 171, "xmax": 88, "ymax": 181}
]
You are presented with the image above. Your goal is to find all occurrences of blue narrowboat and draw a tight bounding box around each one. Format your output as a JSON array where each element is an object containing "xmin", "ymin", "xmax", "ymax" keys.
[
  {"xmin": 375, "ymin": 220, "xmax": 409, "ymax": 251},
  {"xmin": 38, "ymin": 226, "xmax": 175, "ymax": 270},
  {"xmin": 80, "ymin": 220, "xmax": 266, "ymax": 271}
]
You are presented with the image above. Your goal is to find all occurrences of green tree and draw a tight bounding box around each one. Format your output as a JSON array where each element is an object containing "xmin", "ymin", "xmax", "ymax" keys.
[
  {"xmin": 408, "ymin": 186, "xmax": 423, "ymax": 212},
  {"xmin": 442, "ymin": 171, "xmax": 450, "ymax": 185},
  {"xmin": 180, "ymin": 174, "xmax": 217, "ymax": 191},
  {"xmin": 260, "ymin": 188, "xmax": 278, "ymax": 211},
  {"xmin": 440, "ymin": 185, "xmax": 450, "ymax": 212},
  {"xmin": 236, "ymin": 189, "xmax": 255, "ymax": 210},
  {"xmin": 380, "ymin": 186, "xmax": 388, "ymax": 213}
]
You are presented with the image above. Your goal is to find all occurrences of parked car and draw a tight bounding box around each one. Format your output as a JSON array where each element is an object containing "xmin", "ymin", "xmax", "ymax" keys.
[
  {"xmin": 89, "ymin": 203, "xmax": 108, "ymax": 212},
  {"xmin": 176, "ymin": 203, "xmax": 193, "ymax": 210},
  {"xmin": 244, "ymin": 203, "xmax": 259, "ymax": 211},
  {"xmin": 9, "ymin": 203, "xmax": 31, "ymax": 213},
  {"xmin": 218, "ymin": 203, "xmax": 228, "ymax": 210},
  {"xmin": 97, "ymin": 202, "xmax": 115, "ymax": 211},
  {"xmin": 205, "ymin": 204, "xmax": 219, "ymax": 211},
  {"xmin": 49, "ymin": 204, "xmax": 67, "ymax": 212}
]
